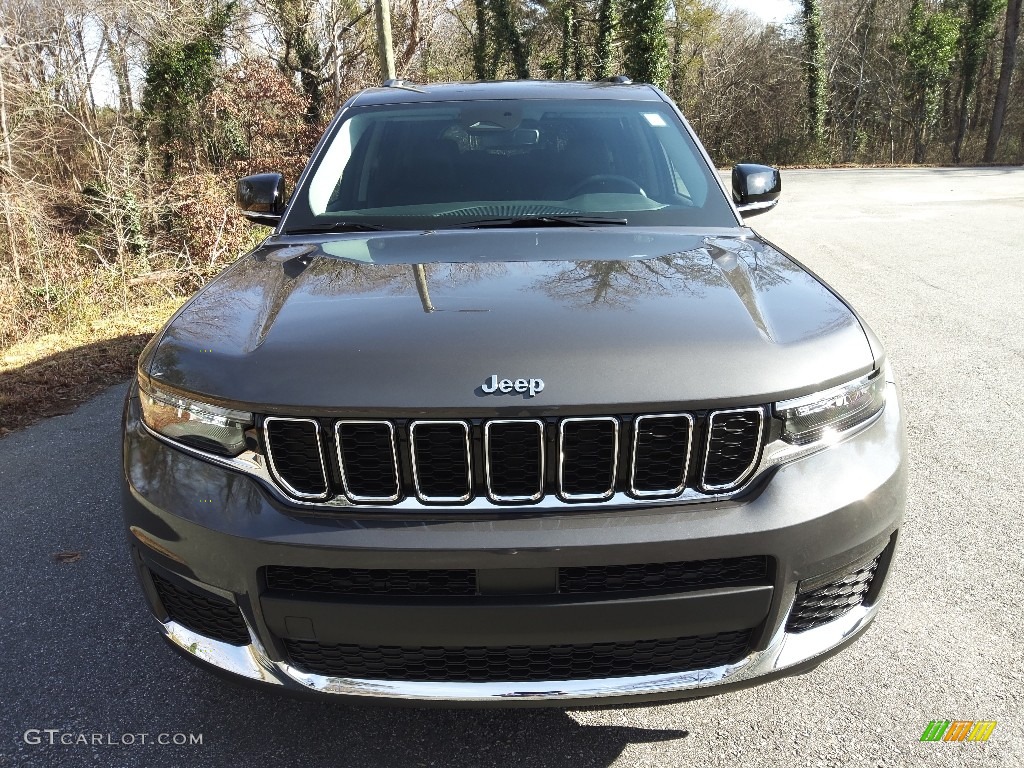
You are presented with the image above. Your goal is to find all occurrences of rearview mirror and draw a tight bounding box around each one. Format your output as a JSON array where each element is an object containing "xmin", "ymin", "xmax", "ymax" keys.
[
  {"xmin": 732, "ymin": 164, "xmax": 781, "ymax": 217},
  {"xmin": 237, "ymin": 173, "xmax": 286, "ymax": 226},
  {"xmin": 477, "ymin": 128, "xmax": 540, "ymax": 149}
]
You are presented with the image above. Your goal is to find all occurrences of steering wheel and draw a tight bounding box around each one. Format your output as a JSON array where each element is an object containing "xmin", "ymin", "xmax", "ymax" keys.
[{"xmin": 567, "ymin": 174, "xmax": 645, "ymax": 197}]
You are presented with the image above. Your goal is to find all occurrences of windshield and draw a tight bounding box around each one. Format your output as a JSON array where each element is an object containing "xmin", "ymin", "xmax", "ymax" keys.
[{"xmin": 285, "ymin": 99, "xmax": 737, "ymax": 231}]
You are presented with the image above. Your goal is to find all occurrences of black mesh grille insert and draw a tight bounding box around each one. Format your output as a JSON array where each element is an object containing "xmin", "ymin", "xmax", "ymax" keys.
[
  {"xmin": 411, "ymin": 422, "xmax": 471, "ymax": 500},
  {"xmin": 265, "ymin": 566, "xmax": 477, "ymax": 596},
  {"xmin": 631, "ymin": 415, "xmax": 692, "ymax": 494},
  {"xmin": 283, "ymin": 631, "xmax": 752, "ymax": 682},
  {"xmin": 560, "ymin": 419, "xmax": 618, "ymax": 498},
  {"xmin": 151, "ymin": 573, "xmax": 249, "ymax": 646},
  {"xmin": 702, "ymin": 410, "xmax": 762, "ymax": 489},
  {"xmin": 787, "ymin": 555, "xmax": 880, "ymax": 633},
  {"xmin": 559, "ymin": 556, "xmax": 770, "ymax": 595},
  {"xmin": 265, "ymin": 419, "xmax": 328, "ymax": 497},
  {"xmin": 337, "ymin": 422, "xmax": 399, "ymax": 500},
  {"xmin": 486, "ymin": 421, "xmax": 544, "ymax": 500}
]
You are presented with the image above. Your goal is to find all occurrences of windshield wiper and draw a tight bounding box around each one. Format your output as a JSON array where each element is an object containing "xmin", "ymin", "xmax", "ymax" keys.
[
  {"xmin": 285, "ymin": 221, "xmax": 391, "ymax": 234},
  {"xmin": 449, "ymin": 215, "xmax": 629, "ymax": 229}
]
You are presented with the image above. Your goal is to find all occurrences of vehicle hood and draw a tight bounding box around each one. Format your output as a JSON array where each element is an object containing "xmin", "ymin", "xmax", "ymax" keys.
[{"xmin": 145, "ymin": 228, "xmax": 874, "ymax": 413}]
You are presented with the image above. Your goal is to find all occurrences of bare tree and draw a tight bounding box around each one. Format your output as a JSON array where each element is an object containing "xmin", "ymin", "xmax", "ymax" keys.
[{"xmin": 984, "ymin": 0, "xmax": 1022, "ymax": 161}]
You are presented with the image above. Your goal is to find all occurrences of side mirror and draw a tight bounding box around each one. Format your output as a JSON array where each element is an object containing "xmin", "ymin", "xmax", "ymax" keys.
[
  {"xmin": 731, "ymin": 164, "xmax": 781, "ymax": 217},
  {"xmin": 237, "ymin": 173, "xmax": 286, "ymax": 226}
]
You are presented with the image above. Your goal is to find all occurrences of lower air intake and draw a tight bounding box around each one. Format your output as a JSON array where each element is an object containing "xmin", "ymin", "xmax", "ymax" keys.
[
  {"xmin": 559, "ymin": 556, "xmax": 770, "ymax": 595},
  {"xmin": 265, "ymin": 566, "xmax": 478, "ymax": 596},
  {"xmin": 283, "ymin": 630, "xmax": 753, "ymax": 682},
  {"xmin": 786, "ymin": 555, "xmax": 881, "ymax": 633},
  {"xmin": 151, "ymin": 573, "xmax": 250, "ymax": 646}
]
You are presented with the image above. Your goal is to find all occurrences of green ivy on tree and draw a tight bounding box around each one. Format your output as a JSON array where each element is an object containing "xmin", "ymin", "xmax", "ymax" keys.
[
  {"xmin": 621, "ymin": 0, "xmax": 668, "ymax": 87},
  {"xmin": 594, "ymin": 0, "xmax": 617, "ymax": 80},
  {"xmin": 894, "ymin": 0, "xmax": 961, "ymax": 163},
  {"xmin": 142, "ymin": 2, "xmax": 236, "ymax": 174},
  {"xmin": 802, "ymin": 0, "xmax": 828, "ymax": 147},
  {"xmin": 490, "ymin": 0, "xmax": 530, "ymax": 78}
]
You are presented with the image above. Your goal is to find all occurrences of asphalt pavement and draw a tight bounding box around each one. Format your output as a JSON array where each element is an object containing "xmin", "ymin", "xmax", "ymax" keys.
[{"xmin": 2, "ymin": 167, "xmax": 1022, "ymax": 767}]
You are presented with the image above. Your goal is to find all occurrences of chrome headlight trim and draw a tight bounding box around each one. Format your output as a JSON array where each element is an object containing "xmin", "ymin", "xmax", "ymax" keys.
[
  {"xmin": 138, "ymin": 376, "xmax": 252, "ymax": 457},
  {"xmin": 775, "ymin": 370, "xmax": 886, "ymax": 446}
]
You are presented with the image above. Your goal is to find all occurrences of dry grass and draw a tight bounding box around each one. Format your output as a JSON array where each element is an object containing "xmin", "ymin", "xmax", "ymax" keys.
[{"xmin": 0, "ymin": 297, "xmax": 184, "ymax": 437}]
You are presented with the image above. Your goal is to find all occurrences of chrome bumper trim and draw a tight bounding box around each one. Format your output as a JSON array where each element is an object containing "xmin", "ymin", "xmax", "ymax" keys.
[{"xmin": 157, "ymin": 596, "xmax": 878, "ymax": 702}]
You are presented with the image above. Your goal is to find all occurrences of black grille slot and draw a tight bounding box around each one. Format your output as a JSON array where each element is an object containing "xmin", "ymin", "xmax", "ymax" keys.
[
  {"xmin": 283, "ymin": 630, "xmax": 752, "ymax": 682},
  {"xmin": 151, "ymin": 573, "xmax": 249, "ymax": 646},
  {"xmin": 265, "ymin": 566, "xmax": 477, "ymax": 596},
  {"xmin": 702, "ymin": 409, "xmax": 763, "ymax": 490},
  {"xmin": 411, "ymin": 421, "xmax": 472, "ymax": 501},
  {"xmin": 631, "ymin": 414, "xmax": 693, "ymax": 495},
  {"xmin": 787, "ymin": 555, "xmax": 881, "ymax": 633},
  {"xmin": 336, "ymin": 421, "xmax": 399, "ymax": 501},
  {"xmin": 486, "ymin": 421, "xmax": 544, "ymax": 501},
  {"xmin": 559, "ymin": 556, "xmax": 770, "ymax": 595},
  {"xmin": 265, "ymin": 418, "xmax": 328, "ymax": 497},
  {"xmin": 559, "ymin": 418, "xmax": 618, "ymax": 499}
]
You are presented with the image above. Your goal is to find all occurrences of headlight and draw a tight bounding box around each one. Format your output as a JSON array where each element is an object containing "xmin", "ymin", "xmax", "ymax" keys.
[
  {"xmin": 138, "ymin": 377, "xmax": 252, "ymax": 456},
  {"xmin": 775, "ymin": 371, "xmax": 886, "ymax": 445}
]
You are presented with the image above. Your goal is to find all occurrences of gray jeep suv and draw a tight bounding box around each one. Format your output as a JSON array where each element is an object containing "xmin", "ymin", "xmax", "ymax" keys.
[{"xmin": 121, "ymin": 79, "xmax": 906, "ymax": 706}]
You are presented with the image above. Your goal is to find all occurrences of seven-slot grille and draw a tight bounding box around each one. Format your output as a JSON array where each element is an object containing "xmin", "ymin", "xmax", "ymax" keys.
[{"xmin": 264, "ymin": 409, "xmax": 764, "ymax": 505}]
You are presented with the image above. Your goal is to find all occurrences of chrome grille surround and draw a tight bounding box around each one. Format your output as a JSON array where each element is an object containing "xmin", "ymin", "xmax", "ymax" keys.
[
  {"xmin": 629, "ymin": 413, "xmax": 694, "ymax": 498},
  {"xmin": 484, "ymin": 419, "xmax": 546, "ymax": 503},
  {"xmin": 700, "ymin": 407, "xmax": 765, "ymax": 492},
  {"xmin": 557, "ymin": 416, "xmax": 620, "ymax": 502},
  {"xmin": 409, "ymin": 420, "xmax": 473, "ymax": 503},
  {"xmin": 334, "ymin": 420, "xmax": 401, "ymax": 503},
  {"xmin": 263, "ymin": 417, "xmax": 330, "ymax": 500}
]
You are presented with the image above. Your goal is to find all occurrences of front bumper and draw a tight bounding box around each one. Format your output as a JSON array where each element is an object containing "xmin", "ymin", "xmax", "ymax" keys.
[{"xmin": 122, "ymin": 383, "xmax": 906, "ymax": 706}]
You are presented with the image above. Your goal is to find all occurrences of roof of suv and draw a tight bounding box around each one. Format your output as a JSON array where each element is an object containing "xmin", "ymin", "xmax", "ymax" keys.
[{"xmin": 350, "ymin": 80, "xmax": 665, "ymax": 107}]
